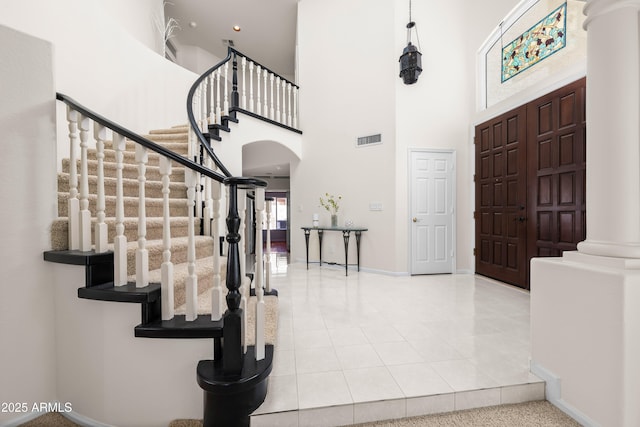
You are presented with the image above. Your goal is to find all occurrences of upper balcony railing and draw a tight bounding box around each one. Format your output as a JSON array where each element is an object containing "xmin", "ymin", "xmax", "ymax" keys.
[{"xmin": 187, "ymin": 48, "xmax": 300, "ymax": 163}]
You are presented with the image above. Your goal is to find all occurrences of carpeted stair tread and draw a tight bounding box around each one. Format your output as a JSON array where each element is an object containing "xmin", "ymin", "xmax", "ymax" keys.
[
  {"xmin": 143, "ymin": 255, "xmax": 228, "ymax": 309},
  {"xmin": 57, "ymin": 173, "xmax": 187, "ymax": 200},
  {"xmin": 175, "ymin": 292, "xmax": 278, "ymax": 346},
  {"xmin": 50, "ymin": 216, "xmax": 197, "ymax": 251},
  {"xmin": 149, "ymin": 127, "xmax": 189, "ymax": 134},
  {"xmin": 57, "ymin": 192, "xmax": 189, "ymax": 217},
  {"xmin": 119, "ymin": 235, "xmax": 215, "ymax": 276},
  {"xmin": 141, "ymin": 133, "xmax": 189, "ymax": 142},
  {"xmin": 88, "ymin": 147, "xmax": 169, "ymax": 167},
  {"xmin": 125, "ymin": 140, "xmax": 189, "ymax": 154},
  {"xmin": 62, "ymin": 158, "xmax": 186, "ymax": 182}
]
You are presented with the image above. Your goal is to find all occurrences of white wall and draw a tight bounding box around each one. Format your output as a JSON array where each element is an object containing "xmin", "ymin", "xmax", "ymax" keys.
[
  {"xmin": 0, "ymin": 0, "xmax": 197, "ymax": 143},
  {"xmin": 293, "ymin": 0, "xmax": 521, "ymax": 274},
  {"xmin": 99, "ymin": 0, "xmax": 165, "ymax": 54},
  {"xmin": 293, "ymin": 0, "xmax": 398, "ymax": 272},
  {"xmin": 52, "ymin": 265, "xmax": 212, "ymax": 427},
  {"xmin": 0, "ymin": 2, "xmax": 209, "ymax": 424},
  {"xmin": 0, "ymin": 26, "xmax": 58, "ymax": 424},
  {"xmin": 175, "ymin": 42, "xmax": 225, "ymax": 75}
]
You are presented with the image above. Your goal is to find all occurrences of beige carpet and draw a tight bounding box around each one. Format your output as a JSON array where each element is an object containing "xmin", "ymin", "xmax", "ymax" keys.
[{"xmin": 22, "ymin": 401, "xmax": 581, "ymax": 426}]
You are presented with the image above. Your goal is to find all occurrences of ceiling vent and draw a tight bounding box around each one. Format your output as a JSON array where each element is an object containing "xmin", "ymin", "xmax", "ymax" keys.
[{"xmin": 356, "ymin": 133, "xmax": 382, "ymax": 147}]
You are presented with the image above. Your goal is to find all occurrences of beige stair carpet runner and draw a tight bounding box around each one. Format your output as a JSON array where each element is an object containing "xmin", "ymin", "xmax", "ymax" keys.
[{"xmin": 51, "ymin": 125, "xmax": 225, "ymax": 311}]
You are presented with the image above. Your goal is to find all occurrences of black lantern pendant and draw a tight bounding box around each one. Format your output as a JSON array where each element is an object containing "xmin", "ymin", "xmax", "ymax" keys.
[{"xmin": 399, "ymin": 1, "xmax": 422, "ymax": 85}]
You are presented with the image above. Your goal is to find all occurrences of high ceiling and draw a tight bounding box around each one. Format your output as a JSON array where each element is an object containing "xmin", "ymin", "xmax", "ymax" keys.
[{"xmin": 165, "ymin": 0, "xmax": 298, "ymax": 78}]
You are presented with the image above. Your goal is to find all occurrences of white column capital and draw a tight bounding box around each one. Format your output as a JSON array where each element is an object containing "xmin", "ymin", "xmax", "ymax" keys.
[{"xmin": 583, "ymin": 0, "xmax": 640, "ymax": 29}]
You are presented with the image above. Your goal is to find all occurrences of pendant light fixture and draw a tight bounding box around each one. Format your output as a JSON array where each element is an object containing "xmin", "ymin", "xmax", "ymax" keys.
[{"xmin": 399, "ymin": 0, "xmax": 422, "ymax": 85}]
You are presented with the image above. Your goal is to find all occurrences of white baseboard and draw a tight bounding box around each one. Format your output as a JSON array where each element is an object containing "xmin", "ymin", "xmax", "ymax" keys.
[
  {"xmin": 530, "ymin": 361, "xmax": 600, "ymax": 427},
  {"xmin": 290, "ymin": 258, "xmax": 409, "ymax": 276},
  {"xmin": 63, "ymin": 410, "xmax": 116, "ymax": 427},
  {"xmin": 1, "ymin": 411, "xmax": 43, "ymax": 427},
  {"xmin": 0, "ymin": 409, "xmax": 115, "ymax": 427}
]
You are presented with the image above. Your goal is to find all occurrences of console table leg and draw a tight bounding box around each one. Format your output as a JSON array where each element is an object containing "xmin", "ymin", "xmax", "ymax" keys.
[
  {"xmin": 318, "ymin": 229, "xmax": 323, "ymax": 267},
  {"xmin": 355, "ymin": 231, "xmax": 362, "ymax": 272},
  {"xmin": 303, "ymin": 229, "xmax": 310, "ymax": 269},
  {"xmin": 342, "ymin": 231, "xmax": 351, "ymax": 276}
]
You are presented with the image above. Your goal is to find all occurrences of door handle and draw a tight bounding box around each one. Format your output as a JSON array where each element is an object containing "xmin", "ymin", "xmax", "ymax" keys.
[
  {"xmin": 514, "ymin": 216, "xmax": 527, "ymax": 222},
  {"xmin": 412, "ymin": 217, "xmax": 418, "ymax": 223}
]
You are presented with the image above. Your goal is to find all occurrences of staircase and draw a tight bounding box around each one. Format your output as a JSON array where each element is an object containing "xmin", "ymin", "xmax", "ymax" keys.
[
  {"xmin": 40, "ymin": 46, "xmax": 301, "ymax": 427},
  {"xmin": 49, "ymin": 125, "xmax": 224, "ymax": 312}
]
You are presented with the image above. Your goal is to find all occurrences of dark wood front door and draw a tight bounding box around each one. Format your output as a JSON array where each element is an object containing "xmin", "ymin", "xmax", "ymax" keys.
[
  {"xmin": 527, "ymin": 79, "xmax": 586, "ymax": 260},
  {"xmin": 474, "ymin": 78, "xmax": 586, "ymax": 290},
  {"xmin": 475, "ymin": 106, "xmax": 528, "ymax": 287}
]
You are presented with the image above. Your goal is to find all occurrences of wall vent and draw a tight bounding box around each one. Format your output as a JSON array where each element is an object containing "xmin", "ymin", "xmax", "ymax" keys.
[{"xmin": 356, "ymin": 133, "xmax": 382, "ymax": 147}]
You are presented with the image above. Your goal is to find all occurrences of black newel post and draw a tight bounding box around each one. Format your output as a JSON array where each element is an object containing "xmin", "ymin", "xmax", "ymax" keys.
[
  {"xmin": 223, "ymin": 179, "xmax": 243, "ymax": 375},
  {"xmin": 197, "ymin": 177, "xmax": 272, "ymax": 427},
  {"xmin": 231, "ymin": 52, "xmax": 239, "ymax": 110}
]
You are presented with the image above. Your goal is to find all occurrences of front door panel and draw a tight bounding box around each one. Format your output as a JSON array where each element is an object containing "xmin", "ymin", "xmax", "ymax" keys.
[{"xmin": 475, "ymin": 106, "xmax": 528, "ymax": 288}]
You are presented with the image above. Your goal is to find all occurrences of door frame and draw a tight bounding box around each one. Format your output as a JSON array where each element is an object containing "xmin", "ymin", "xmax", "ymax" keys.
[{"xmin": 408, "ymin": 148, "xmax": 457, "ymax": 275}]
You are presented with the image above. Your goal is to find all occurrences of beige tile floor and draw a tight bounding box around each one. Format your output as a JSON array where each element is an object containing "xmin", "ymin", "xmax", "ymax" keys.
[{"xmin": 251, "ymin": 254, "xmax": 544, "ymax": 427}]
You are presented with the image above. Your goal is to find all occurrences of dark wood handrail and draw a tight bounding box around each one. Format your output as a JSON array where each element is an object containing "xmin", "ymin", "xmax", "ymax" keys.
[
  {"xmin": 56, "ymin": 93, "xmax": 226, "ymax": 183},
  {"xmin": 186, "ymin": 51, "xmax": 233, "ymax": 178}
]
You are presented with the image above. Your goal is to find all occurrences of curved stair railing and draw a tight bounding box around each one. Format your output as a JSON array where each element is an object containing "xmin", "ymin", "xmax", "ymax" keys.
[
  {"xmin": 187, "ymin": 46, "xmax": 300, "ymax": 150},
  {"xmin": 49, "ymin": 88, "xmax": 280, "ymax": 426},
  {"xmin": 185, "ymin": 47, "xmax": 301, "ymax": 427}
]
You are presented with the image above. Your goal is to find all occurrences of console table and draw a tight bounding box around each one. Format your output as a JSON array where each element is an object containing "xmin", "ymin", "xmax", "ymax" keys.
[{"xmin": 301, "ymin": 226, "xmax": 367, "ymax": 276}]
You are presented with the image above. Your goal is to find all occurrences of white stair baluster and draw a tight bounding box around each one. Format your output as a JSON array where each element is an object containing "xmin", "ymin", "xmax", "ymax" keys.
[
  {"xmin": 112, "ymin": 133, "xmax": 127, "ymax": 286},
  {"xmin": 255, "ymin": 65, "xmax": 262, "ymax": 116},
  {"xmin": 188, "ymin": 100, "xmax": 196, "ymax": 161},
  {"xmin": 276, "ymin": 77, "xmax": 281, "ymax": 123},
  {"xmin": 215, "ymin": 67, "xmax": 222, "ymax": 124},
  {"xmin": 280, "ymin": 79, "xmax": 287, "ymax": 124},
  {"xmin": 203, "ymin": 157, "xmax": 213, "ymax": 236},
  {"xmin": 263, "ymin": 68, "xmax": 269, "ymax": 118},
  {"xmin": 66, "ymin": 107, "xmax": 80, "ymax": 250},
  {"xmin": 269, "ymin": 73, "xmax": 275, "ymax": 120},
  {"xmin": 265, "ymin": 198, "xmax": 272, "ymax": 292},
  {"xmin": 208, "ymin": 74, "xmax": 215, "ymax": 124},
  {"xmin": 254, "ymin": 187, "xmax": 266, "ymax": 360},
  {"xmin": 160, "ymin": 156, "xmax": 174, "ymax": 320},
  {"xmin": 201, "ymin": 83, "xmax": 208, "ymax": 132},
  {"xmin": 93, "ymin": 123, "xmax": 108, "ymax": 253},
  {"xmin": 241, "ymin": 56, "xmax": 247, "ymax": 109},
  {"xmin": 287, "ymin": 83, "xmax": 292, "ymax": 127},
  {"xmin": 196, "ymin": 86, "xmax": 207, "ymax": 133},
  {"xmin": 223, "ymin": 61, "xmax": 229, "ymax": 116},
  {"xmin": 249, "ymin": 60, "xmax": 255, "ymax": 112},
  {"xmin": 77, "ymin": 114, "xmax": 92, "ymax": 251},
  {"xmin": 135, "ymin": 144, "xmax": 149, "ymax": 288},
  {"xmin": 211, "ymin": 173, "xmax": 224, "ymax": 321},
  {"xmin": 185, "ymin": 169, "xmax": 198, "ymax": 321},
  {"xmin": 293, "ymin": 86, "xmax": 299, "ymax": 129}
]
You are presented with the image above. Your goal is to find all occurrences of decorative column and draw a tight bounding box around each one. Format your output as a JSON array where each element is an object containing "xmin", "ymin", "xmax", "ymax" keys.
[{"xmin": 577, "ymin": 0, "xmax": 640, "ymax": 258}]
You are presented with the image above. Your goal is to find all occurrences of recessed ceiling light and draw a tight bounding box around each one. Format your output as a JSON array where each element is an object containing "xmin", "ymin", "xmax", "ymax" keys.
[
  {"xmin": 233, "ymin": 25, "xmax": 241, "ymax": 32},
  {"xmin": 189, "ymin": 21, "xmax": 197, "ymax": 28}
]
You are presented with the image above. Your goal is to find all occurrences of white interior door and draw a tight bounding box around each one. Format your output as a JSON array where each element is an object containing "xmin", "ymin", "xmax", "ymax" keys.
[{"xmin": 410, "ymin": 150, "xmax": 455, "ymax": 275}]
